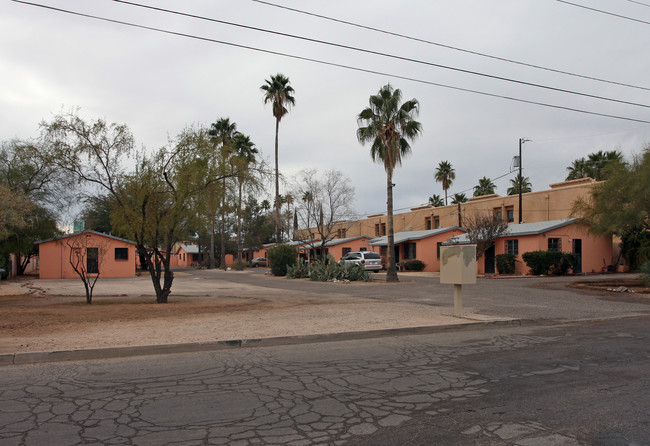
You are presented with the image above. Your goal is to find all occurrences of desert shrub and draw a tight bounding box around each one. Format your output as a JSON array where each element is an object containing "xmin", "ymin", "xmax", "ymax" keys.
[
  {"xmin": 522, "ymin": 251, "xmax": 578, "ymax": 275},
  {"xmin": 286, "ymin": 262, "xmax": 309, "ymax": 279},
  {"xmin": 231, "ymin": 259, "xmax": 246, "ymax": 271},
  {"xmin": 292, "ymin": 255, "xmax": 371, "ymax": 282},
  {"xmin": 496, "ymin": 253, "xmax": 517, "ymax": 274},
  {"xmin": 639, "ymin": 260, "xmax": 650, "ymax": 286},
  {"xmin": 402, "ymin": 260, "xmax": 426, "ymax": 271},
  {"xmin": 267, "ymin": 244, "xmax": 298, "ymax": 276}
]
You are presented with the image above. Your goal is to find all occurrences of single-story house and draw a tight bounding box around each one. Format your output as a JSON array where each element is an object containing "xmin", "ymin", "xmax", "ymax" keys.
[
  {"xmin": 369, "ymin": 227, "xmax": 467, "ymax": 272},
  {"xmin": 172, "ymin": 244, "xmax": 201, "ymax": 268},
  {"xmin": 302, "ymin": 236, "xmax": 373, "ymax": 262},
  {"xmin": 445, "ymin": 218, "xmax": 613, "ymax": 275},
  {"xmin": 36, "ymin": 230, "xmax": 137, "ymax": 279}
]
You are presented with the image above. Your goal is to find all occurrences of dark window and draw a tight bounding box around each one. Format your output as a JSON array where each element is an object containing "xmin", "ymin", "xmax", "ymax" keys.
[
  {"xmin": 87, "ymin": 248, "xmax": 99, "ymax": 274},
  {"xmin": 359, "ymin": 247, "xmax": 367, "ymax": 251},
  {"xmin": 342, "ymin": 247, "xmax": 351, "ymax": 256},
  {"xmin": 506, "ymin": 208, "xmax": 514, "ymax": 223},
  {"xmin": 403, "ymin": 243, "xmax": 417, "ymax": 260},
  {"xmin": 434, "ymin": 217, "xmax": 440, "ymax": 229},
  {"xmin": 506, "ymin": 239, "xmax": 518, "ymax": 255},
  {"xmin": 363, "ymin": 252, "xmax": 381, "ymax": 260},
  {"xmin": 375, "ymin": 224, "xmax": 381, "ymax": 237},
  {"xmin": 494, "ymin": 208, "xmax": 503, "ymax": 221},
  {"xmin": 425, "ymin": 217, "xmax": 432, "ymax": 230},
  {"xmin": 115, "ymin": 247, "xmax": 128, "ymax": 260},
  {"xmin": 437, "ymin": 242, "xmax": 442, "ymax": 259},
  {"xmin": 381, "ymin": 223, "xmax": 386, "ymax": 236},
  {"xmin": 548, "ymin": 238, "xmax": 561, "ymax": 251},
  {"xmin": 191, "ymin": 253, "xmax": 200, "ymax": 261}
]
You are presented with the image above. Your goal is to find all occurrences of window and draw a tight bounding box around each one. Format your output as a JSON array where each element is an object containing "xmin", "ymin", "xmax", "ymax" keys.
[
  {"xmin": 342, "ymin": 247, "xmax": 351, "ymax": 256},
  {"xmin": 403, "ymin": 243, "xmax": 417, "ymax": 260},
  {"xmin": 425, "ymin": 217, "xmax": 432, "ymax": 230},
  {"xmin": 192, "ymin": 253, "xmax": 200, "ymax": 261},
  {"xmin": 381, "ymin": 223, "xmax": 386, "ymax": 236},
  {"xmin": 506, "ymin": 239, "xmax": 518, "ymax": 255},
  {"xmin": 506, "ymin": 206, "xmax": 515, "ymax": 223},
  {"xmin": 375, "ymin": 224, "xmax": 381, "ymax": 237},
  {"xmin": 437, "ymin": 242, "xmax": 442, "ymax": 259},
  {"xmin": 87, "ymin": 248, "xmax": 99, "ymax": 274},
  {"xmin": 434, "ymin": 217, "xmax": 440, "ymax": 229},
  {"xmin": 336, "ymin": 228, "xmax": 347, "ymax": 238},
  {"xmin": 359, "ymin": 247, "xmax": 367, "ymax": 251},
  {"xmin": 115, "ymin": 247, "xmax": 128, "ymax": 261},
  {"xmin": 548, "ymin": 238, "xmax": 561, "ymax": 251},
  {"xmin": 493, "ymin": 208, "xmax": 503, "ymax": 222}
]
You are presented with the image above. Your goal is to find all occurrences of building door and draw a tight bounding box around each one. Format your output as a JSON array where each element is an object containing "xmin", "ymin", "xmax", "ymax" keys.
[
  {"xmin": 572, "ymin": 239, "xmax": 582, "ymax": 273},
  {"xmin": 484, "ymin": 245, "xmax": 495, "ymax": 274}
]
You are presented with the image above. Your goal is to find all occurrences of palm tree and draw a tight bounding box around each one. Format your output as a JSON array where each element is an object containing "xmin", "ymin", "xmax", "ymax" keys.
[
  {"xmin": 428, "ymin": 194, "xmax": 444, "ymax": 207},
  {"xmin": 357, "ymin": 84, "xmax": 422, "ymax": 282},
  {"xmin": 565, "ymin": 157, "xmax": 590, "ymax": 180},
  {"xmin": 231, "ymin": 132, "xmax": 258, "ymax": 263},
  {"xmin": 507, "ymin": 174, "xmax": 532, "ymax": 195},
  {"xmin": 208, "ymin": 118, "xmax": 238, "ymax": 269},
  {"xmin": 434, "ymin": 161, "xmax": 455, "ymax": 205},
  {"xmin": 473, "ymin": 176, "xmax": 496, "ymax": 197},
  {"xmin": 451, "ymin": 193, "xmax": 468, "ymax": 204},
  {"xmin": 261, "ymin": 73, "xmax": 295, "ymax": 243}
]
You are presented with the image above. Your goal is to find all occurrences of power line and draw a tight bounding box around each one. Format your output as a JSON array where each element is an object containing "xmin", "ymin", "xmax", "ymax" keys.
[
  {"xmin": 627, "ymin": 0, "xmax": 650, "ymax": 8},
  {"xmin": 108, "ymin": 0, "xmax": 650, "ymax": 110},
  {"xmin": 250, "ymin": 0, "xmax": 650, "ymax": 92},
  {"xmin": 12, "ymin": 0, "xmax": 650, "ymax": 125},
  {"xmin": 557, "ymin": 0, "xmax": 650, "ymax": 25}
]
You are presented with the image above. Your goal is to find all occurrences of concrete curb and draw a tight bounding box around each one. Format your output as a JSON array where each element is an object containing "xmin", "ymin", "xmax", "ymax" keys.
[{"xmin": 1, "ymin": 315, "xmax": 645, "ymax": 366}]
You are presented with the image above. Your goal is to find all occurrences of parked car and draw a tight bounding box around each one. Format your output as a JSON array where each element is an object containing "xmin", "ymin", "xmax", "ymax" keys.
[
  {"xmin": 250, "ymin": 257, "xmax": 267, "ymax": 267},
  {"xmin": 341, "ymin": 251, "xmax": 382, "ymax": 271}
]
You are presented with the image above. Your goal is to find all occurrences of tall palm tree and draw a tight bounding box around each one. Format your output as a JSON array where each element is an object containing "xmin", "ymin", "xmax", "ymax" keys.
[
  {"xmin": 261, "ymin": 73, "xmax": 295, "ymax": 243},
  {"xmin": 473, "ymin": 176, "xmax": 496, "ymax": 197},
  {"xmin": 428, "ymin": 194, "xmax": 444, "ymax": 207},
  {"xmin": 434, "ymin": 161, "xmax": 455, "ymax": 205},
  {"xmin": 357, "ymin": 84, "xmax": 422, "ymax": 282},
  {"xmin": 208, "ymin": 118, "xmax": 238, "ymax": 269},
  {"xmin": 231, "ymin": 132, "xmax": 258, "ymax": 263},
  {"xmin": 507, "ymin": 174, "xmax": 532, "ymax": 195}
]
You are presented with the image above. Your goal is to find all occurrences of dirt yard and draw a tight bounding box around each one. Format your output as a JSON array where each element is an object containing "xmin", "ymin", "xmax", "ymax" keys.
[{"xmin": 0, "ymin": 276, "xmax": 471, "ymax": 354}]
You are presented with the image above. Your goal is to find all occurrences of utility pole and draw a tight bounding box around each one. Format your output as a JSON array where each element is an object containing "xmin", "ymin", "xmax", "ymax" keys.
[{"xmin": 518, "ymin": 138, "xmax": 530, "ymax": 224}]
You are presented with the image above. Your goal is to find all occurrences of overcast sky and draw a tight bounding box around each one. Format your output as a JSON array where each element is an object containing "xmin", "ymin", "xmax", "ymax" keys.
[{"xmin": 2, "ymin": 0, "xmax": 649, "ymax": 219}]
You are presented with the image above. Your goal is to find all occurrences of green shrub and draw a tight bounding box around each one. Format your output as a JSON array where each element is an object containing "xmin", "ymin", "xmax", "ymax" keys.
[
  {"xmin": 639, "ymin": 260, "xmax": 650, "ymax": 286},
  {"xmin": 551, "ymin": 252, "xmax": 578, "ymax": 276},
  {"xmin": 496, "ymin": 253, "xmax": 517, "ymax": 274},
  {"xmin": 402, "ymin": 260, "xmax": 426, "ymax": 271},
  {"xmin": 522, "ymin": 250, "xmax": 577, "ymax": 276},
  {"xmin": 267, "ymin": 244, "xmax": 298, "ymax": 276}
]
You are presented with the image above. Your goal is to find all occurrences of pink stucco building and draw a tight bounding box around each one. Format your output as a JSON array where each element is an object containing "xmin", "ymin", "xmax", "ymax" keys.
[{"xmin": 37, "ymin": 231, "xmax": 137, "ymax": 279}]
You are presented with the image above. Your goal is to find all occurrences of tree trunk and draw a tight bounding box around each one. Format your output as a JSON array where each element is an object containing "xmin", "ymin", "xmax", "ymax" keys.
[
  {"xmin": 237, "ymin": 179, "xmax": 243, "ymax": 263},
  {"xmin": 221, "ymin": 177, "xmax": 226, "ymax": 269},
  {"xmin": 209, "ymin": 214, "xmax": 215, "ymax": 269},
  {"xmin": 274, "ymin": 117, "xmax": 281, "ymax": 243},
  {"xmin": 386, "ymin": 169, "xmax": 399, "ymax": 282}
]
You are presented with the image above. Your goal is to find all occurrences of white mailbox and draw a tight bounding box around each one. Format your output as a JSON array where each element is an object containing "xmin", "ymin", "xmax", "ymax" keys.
[{"xmin": 440, "ymin": 244, "xmax": 477, "ymax": 316}]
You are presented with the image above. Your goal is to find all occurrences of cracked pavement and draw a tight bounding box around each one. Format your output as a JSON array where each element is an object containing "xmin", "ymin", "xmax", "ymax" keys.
[{"xmin": 2, "ymin": 316, "xmax": 648, "ymax": 445}]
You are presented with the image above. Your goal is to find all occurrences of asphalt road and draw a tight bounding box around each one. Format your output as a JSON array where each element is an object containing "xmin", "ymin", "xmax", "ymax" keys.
[{"xmin": 1, "ymin": 316, "xmax": 648, "ymax": 445}]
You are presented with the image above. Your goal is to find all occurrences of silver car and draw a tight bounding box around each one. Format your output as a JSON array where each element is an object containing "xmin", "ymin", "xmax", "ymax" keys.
[{"xmin": 341, "ymin": 251, "xmax": 382, "ymax": 271}]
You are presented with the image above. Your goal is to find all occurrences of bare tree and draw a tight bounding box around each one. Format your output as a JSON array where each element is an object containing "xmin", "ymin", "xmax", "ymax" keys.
[
  {"xmin": 292, "ymin": 169, "xmax": 356, "ymax": 260},
  {"xmin": 463, "ymin": 213, "xmax": 509, "ymax": 260},
  {"xmin": 66, "ymin": 233, "xmax": 108, "ymax": 304}
]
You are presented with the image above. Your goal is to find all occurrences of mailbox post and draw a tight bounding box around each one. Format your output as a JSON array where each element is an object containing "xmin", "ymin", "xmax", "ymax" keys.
[{"xmin": 440, "ymin": 244, "xmax": 477, "ymax": 316}]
